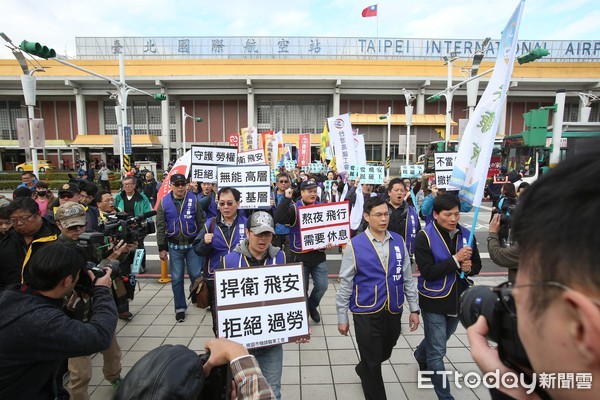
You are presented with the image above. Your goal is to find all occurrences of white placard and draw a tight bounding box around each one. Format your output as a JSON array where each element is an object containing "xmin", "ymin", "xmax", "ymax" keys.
[
  {"xmin": 348, "ymin": 164, "xmax": 385, "ymax": 184},
  {"xmin": 215, "ymin": 263, "xmax": 309, "ymax": 349},
  {"xmin": 191, "ymin": 145, "xmax": 238, "ymax": 165},
  {"xmin": 298, "ymin": 201, "xmax": 350, "ymax": 251},
  {"xmin": 237, "ymin": 186, "xmax": 271, "ymax": 209},
  {"xmin": 434, "ymin": 152, "xmax": 458, "ymax": 171},
  {"xmin": 401, "ymin": 164, "xmax": 424, "ymax": 178},
  {"xmin": 435, "ymin": 170, "xmax": 459, "ymax": 190},
  {"xmin": 217, "ymin": 165, "xmax": 271, "ymax": 187},
  {"xmin": 237, "ymin": 148, "xmax": 267, "ymax": 165},
  {"xmin": 190, "ymin": 165, "xmax": 218, "ymax": 183}
]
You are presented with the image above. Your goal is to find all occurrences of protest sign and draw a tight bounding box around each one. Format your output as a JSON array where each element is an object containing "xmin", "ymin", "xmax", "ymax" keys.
[
  {"xmin": 348, "ymin": 164, "xmax": 385, "ymax": 184},
  {"xmin": 237, "ymin": 148, "xmax": 267, "ymax": 165},
  {"xmin": 190, "ymin": 145, "xmax": 238, "ymax": 183},
  {"xmin": 298, "ymin": 201, "xmax": 350, "ymax": 251},
  {"xmin": 217, "ymin": 165, "xmax": 271, "ymax": 209},
  {"xmin": 215, "ymin": 263, "xmax": 309, "ymax": 349},
  {"xmin": 434, "ymin": 152, "xmax": 458, "ymax": 190}
]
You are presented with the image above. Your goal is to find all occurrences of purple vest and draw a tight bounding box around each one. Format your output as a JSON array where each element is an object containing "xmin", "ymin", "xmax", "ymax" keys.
[
  {"xmin": 417, "ymin": 223, "xmax": 469, "ymax": 298},
  {"xmin": 289, "ymin": 199, "xmax": 320, "ymax": 253},
  {"xmin": 349, "ymin": 231, "xmax": 405, "ymax": 314},
  {"xmin": 163, "ymin": 191, "xmax": 200, "ymax": 238},
  {"xmin": 206, "ymin": 214, "xmax": 247, "ymax": 277},
  {"xmin": 222, "ymin": 249, "xmax": 286, "ymax": 269},
  {"xmin": 199, "ymin": 193, "xmax": 217, "ymax": 219},
  {"xmin": 404, "ymin": 205, "xmax": 420, "ymax": 255}
]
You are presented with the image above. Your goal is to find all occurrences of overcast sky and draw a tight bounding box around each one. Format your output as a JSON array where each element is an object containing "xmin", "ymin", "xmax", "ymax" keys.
[{"xmin": 1, "ymin": 0, "xmax": 598, "ymax": 59}]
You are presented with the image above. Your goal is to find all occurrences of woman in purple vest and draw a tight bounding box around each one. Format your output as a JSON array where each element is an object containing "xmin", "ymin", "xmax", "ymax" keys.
[
  {"xmin": 413, "ymin": 194, "xmax": 482, "ymax": 400},
  {"xmin": 193, "ymin": 187, "xmax": 247, "ymax": 336}
]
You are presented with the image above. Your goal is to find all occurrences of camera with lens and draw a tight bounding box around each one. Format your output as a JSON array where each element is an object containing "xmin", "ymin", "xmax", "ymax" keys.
[
  {"xmin": 75, "ymin": 232, "xmax": 122, "ymax": 294},
  {"xmin": 459, "ymin": 285, "xmax": 531, "ymax": 371},
  {"xmin": 199, "ymin": 352, "xmax": 231, "ymax": 399},
  {"xmin": 100, "ymin": 211, "xmax": 157, "ymax": 244}
]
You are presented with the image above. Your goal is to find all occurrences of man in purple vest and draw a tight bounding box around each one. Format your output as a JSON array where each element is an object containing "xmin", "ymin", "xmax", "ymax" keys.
[
  {"xmin": 337, "ymin": 197, "xmax": 420, "ymax": 400},
  {"xmin": 156, "ymin": 173, "xmax": 205, "ymax": 322},
  {"xmin": 193, "ymin": 187, "xmax": 247, "ymax": 335},
  {"xmin": 274, "ymin": 179, "xmax": 334, "ymax": 323},
  {"xmin": 198, "ymin": 181, "xmax": 218, "ymax": 219},
  {"xmin": 219, "ymin": 211, "xmax": 286, "ymax": 399},
  {"xmin": 386, "ymin": 177, "xmax": 421, "ymax": 257},
  {"xmin": 414, "ymin": 194, "xmax": 482, "ymax": 400}
]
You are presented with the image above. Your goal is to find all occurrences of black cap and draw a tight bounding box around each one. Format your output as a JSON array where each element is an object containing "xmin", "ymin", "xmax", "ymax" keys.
[
  {"xmin": 58, "ymin": 182, "xmax": 80, "ymax": 195},
  {"xmin": 300, "ymin": 180, "xmax": 318, "ymax": 190},
  {"xmin": 170, "ymin": 173, "xmax": 187, "ymax": 184}
]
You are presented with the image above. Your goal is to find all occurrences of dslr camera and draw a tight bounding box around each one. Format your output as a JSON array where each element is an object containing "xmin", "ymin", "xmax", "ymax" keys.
[
  {"xmin": 75, "ymin": 232, "xmax": 122, "ymax": 294},
  {"xmin": 459, "ymin": 284, "xmax": 531, "ymax": 371},
  {"xmin": 101, "ymin": 211, "xmax": 157, "ymax": 244}
]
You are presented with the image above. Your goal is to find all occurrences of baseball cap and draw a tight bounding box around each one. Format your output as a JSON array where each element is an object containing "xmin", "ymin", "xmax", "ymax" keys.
[
  {"xmin": 170, "ymin": 173, "xmax": 187, "ymax": 184},
  {"xmin": 247, "ymin": 211, "xmax": 275, "ymax": 235},
  {"xmin": 58, "ymin": 182, "xmax": 80, "ymax": 195},
  {"xmin": 55, "ymin": 201, "xmax": 87, "ymax": 228},
  {"xmin": 300, "ymin": 180, "xmax": 318, "ymax": 190}
]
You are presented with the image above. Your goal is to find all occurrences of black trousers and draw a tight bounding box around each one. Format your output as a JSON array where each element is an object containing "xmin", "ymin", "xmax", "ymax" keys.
[
  {"xmin": 353, "ymin": 310, "xmax": 402, "ymax": 400},
  {"xmin": 271, "ymin": 234, "xmax": 291, "ymax": 261}
]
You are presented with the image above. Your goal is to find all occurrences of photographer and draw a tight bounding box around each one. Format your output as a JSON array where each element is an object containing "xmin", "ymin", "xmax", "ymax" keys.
[
  {"xmin": 487, "ymin": 213, "xmax": 519, "ymax": 282},
  {"xmin": 0, "ymin": 242, "xmax": 117, "ymax": 399},
  {"xmin": 467, "ymin": 153, "xmax": 600, "ymax": 399},
  {"xmin": 55, "ymin": 201, "xmax": 130, "ymax": 399}
]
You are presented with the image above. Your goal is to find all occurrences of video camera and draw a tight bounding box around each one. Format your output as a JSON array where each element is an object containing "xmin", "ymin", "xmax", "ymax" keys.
[
  {"xmin": 100, "ymin": 210, "xmax": 157, "ymax": 244},
  {"xmin": 458, "ymin": 285, "xmax": 531, "ymax": 371}
]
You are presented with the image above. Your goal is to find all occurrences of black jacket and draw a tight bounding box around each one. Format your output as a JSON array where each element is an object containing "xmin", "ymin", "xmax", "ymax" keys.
[
  {"xmin": 414, "ymin": 221, "xmax": 482, "ymax": 315},
  {"xmin": 0, "ymin": 284, "xmax": 117, "ymax": 399}
]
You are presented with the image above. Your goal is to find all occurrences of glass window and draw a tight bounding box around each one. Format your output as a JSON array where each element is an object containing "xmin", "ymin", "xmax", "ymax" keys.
[{"xmin": 256, "ymin": 99, "xmax": 329, "ymax": 134}]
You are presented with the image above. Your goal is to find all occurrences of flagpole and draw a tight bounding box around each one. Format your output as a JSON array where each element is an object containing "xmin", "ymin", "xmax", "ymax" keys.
[
  {"xmin": 376, "ymin": 4, "xmax": 379, "ymax": 39},
  {"xmin": 460, "ymin": 205, "xmax": 481, "ymax": 279}
]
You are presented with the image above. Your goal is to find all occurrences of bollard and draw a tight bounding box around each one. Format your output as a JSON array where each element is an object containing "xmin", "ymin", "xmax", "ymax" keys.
[{"xmin": 157, "ymin": 259, "xmax": 171, "ymax": 283}]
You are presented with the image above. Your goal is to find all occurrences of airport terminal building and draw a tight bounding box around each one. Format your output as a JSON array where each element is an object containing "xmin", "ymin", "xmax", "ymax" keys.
[{"xmin": 0, "ymin": 35, "xmax": 598, "ymax": 172}]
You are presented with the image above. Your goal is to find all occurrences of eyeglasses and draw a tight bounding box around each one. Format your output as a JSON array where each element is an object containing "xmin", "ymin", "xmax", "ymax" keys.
[
  {"xmin": 59, "ymin": 193, "xmax": 75, "ymax": 199},
  {"xmin": 370, "ymin": 212, "xmax": 391, "ymax": 219},
  {"xmin": 172, "ymin": 182, "xmax": 187, "ymax": 187},
  {"xmin": 10, "ymin": 214, "xmax": 36, "ymax": 225},
  {"xmin": 278, "ymin": 180, "xmax": 289, "ymax": 183},
  {"xmin": 66, "ymin": 224, "xmax": 86, "ymax": 231},
  {"xmin": 491, "ymin": 281, "xmax": 600, "ymax": 317},
  {"xmin": 218, "ymin": 201, "xmax": 235, "ymax": 207},
  {"xmin": 102, "ymin": 198, "xmax": 114, "ymax": 203},
  {"xmin": 122, "ymin": 183, "xmax": 135, "ymax": 187}
]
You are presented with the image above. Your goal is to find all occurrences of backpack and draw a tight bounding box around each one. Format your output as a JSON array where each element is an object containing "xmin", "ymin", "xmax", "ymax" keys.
[{"xmin": 113, "ymin": 345, "xmax": 205, "ymax": 400}]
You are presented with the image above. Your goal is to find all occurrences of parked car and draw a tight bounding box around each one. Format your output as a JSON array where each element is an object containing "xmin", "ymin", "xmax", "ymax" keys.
[{"xmin": 16, "ymin": 160, "xmax": 54, "ymax": 172}]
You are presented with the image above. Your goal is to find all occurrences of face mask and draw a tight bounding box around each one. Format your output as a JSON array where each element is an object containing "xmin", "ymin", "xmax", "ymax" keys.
[{"xmin": 36, "ymin": 191, "xmax": 47, "ymax": 197}]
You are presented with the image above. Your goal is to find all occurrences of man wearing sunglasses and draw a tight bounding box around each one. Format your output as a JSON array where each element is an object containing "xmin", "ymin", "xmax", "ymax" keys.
[
  {"xmin": 156, "ymin": 174, "xmax": 205, "ymax": 322},
  {"xmin": 468, "ymin": 153, "xmax": 600, "ymax": 400},
  {"xmin": 270, "ymin": 172, "xmax": 292, "ymax": 260},
  {"xmin": 45, "ymin": 182, "xmax": 81, "ymax": 223},
  {"xmin": 0, "ymin": 197, "xmax": 60, "ymax": 288}
]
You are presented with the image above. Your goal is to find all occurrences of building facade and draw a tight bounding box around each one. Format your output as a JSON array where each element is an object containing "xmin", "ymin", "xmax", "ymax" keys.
[{"xmin": 0, "ymin": 36, "xmax": 598, "ymax": 173}]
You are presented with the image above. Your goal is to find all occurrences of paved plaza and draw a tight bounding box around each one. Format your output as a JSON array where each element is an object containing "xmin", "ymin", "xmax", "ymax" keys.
[{"xmin": 86, "ymin": 276, "xmax": 506, "ymax": 399}]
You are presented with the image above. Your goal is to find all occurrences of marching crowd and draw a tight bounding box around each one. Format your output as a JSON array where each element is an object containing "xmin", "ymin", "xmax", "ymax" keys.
[{"xmin": 0, "ymin": 156, "xmax": 595, "ymax": 400}]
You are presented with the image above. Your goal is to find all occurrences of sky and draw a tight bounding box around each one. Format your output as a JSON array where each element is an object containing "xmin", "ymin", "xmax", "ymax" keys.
[{"xmin": 1, "ymin": 0, "xmax": 599, "ymax": 59}]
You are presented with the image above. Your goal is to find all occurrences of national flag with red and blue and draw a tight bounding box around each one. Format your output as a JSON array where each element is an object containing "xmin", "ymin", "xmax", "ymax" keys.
[{"xmin": 361, "ymin": 4, "xmax": 377, "ymax": 17}]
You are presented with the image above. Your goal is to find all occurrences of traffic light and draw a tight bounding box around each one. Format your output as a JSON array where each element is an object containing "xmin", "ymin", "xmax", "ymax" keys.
[
  {"xmin": 19, "ymin": 40, "xmax": 56, "ymax": 59},
  {"xmin": 522, "ymin": 108, "xmax": 549, "ymax": 146},
  {"xmin": 517, "ymin": 48, "xmax": 549, "ymax": 65},
  {"xmin": 427, "ymin": 95, "xmax": 441, "ymax": 103},
  {"xmin": 153, "ymin": 93, "xmax": 167, "ymax": 101},
  {"xmin": 193, "ymin": 117, "xmax": 203, "ymax": 122}
]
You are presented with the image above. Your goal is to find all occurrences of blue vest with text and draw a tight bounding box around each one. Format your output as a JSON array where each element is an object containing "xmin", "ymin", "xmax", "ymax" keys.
[
  {"xmin": 404, "ymin": 205, "xmax": 420, "ymax": 255},
  {"xmin": 163, "ymin": 191, "xmax": 200, "ymax": 238},
  {"xmin": 349, "ymin": 231, "xmax": 405, "ymax": 314},
  {"xmin": 222, "ymin": 249, "xmax": 286, "ymax": 269},
  {"xmin": 206, "ymin": 215, "xmax": 247, "ymax": 276},
  {"xmin": 417, "ymin": 223, "xmax": 469, "ymax": 298},
  {"xmin": 289, "ymin": 199, "xmax": 321, "ymax": 253}
]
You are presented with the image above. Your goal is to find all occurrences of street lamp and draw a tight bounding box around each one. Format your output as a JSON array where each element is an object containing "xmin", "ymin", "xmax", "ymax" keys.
[
  {"xmin": 442, "ymin": 52, "xmax": 459, "ymax": 151},
  {"xmin": 378, "ymin": 107, "xmax": 391, "ymax": 177},
  {"xmin": 181, "ymin": 107, "xmax": 203, "ymax": 156},
  {"xmin": 402, "ymin": 89, "xmax": 416, "ymax": 166}
]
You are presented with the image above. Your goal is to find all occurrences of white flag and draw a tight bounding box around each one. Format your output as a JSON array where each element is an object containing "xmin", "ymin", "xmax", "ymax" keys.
[
  {"xmin": 327, "ymin": 113, "xmax": 357, "ymax": 173},
  {"xmin": 450, "ymin": 0, "xmax": 525, "ymax": 207}
]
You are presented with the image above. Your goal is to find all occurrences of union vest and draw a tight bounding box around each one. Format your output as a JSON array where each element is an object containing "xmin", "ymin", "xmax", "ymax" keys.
[
  {"xmin": 205, "ymin": 215, "xmax": 247, "ymax": 277},
  {"xmin": 163, "ymin": 191, "xmax": 200, "ymax": 238},
  {"xmin": 222, "ymin": 249, "xmax": 286, "ymax": 269},
  {"xmin": 203, "ymin": 193, "xmax": 218, "ymax": 219},
  {"xmin": 289, "ymin": 199, "xmax": 320, "ymax": 253},
  {"xmin": 417, "ymin": 223, "xmax": 470, "ymax": 299},
  {"xmin": 349, "ymin": 231, "xmax": 405, "ymax": 314}
]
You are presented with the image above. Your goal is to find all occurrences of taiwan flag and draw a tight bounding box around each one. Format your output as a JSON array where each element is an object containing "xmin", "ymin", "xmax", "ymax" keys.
[{"xmin": 361, "ymin": 4, "xmax": 377, "ymax": 17}]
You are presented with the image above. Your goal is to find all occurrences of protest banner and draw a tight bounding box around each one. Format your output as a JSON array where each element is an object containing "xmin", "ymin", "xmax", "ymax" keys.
[
  {"xmin": 237, "ymin": 148, "xmax": 267, "ymax": 165},
  {"xmin": 297, "ymin": 133, "xmax": 311, "ymax": 167},
  {"xmin": 401, "ymin": 164, "xmax": 424, "ymax": 179},
  {"xmin": 190, "ymin": 145, "xmax": 238, "ymax": 183},
  {"xmin": 327, "ymin": 113, "xmax": 357, "ymax": 173},
  {"xmin": 348, "ymin": 164, "xmax": 385, "ymax": 184},
  {"xmin": 214, "ymin": 263, "xmax": 309, "ymax": 349},
  {"xmin": 434, "ymin": 152, "xmax": 458, "ymax": 190},
  {"xmin": 298, "ymin": 201, "xmax": 350, "ymax": 251},
  {"xmin": 217, "ymin": 165, "xmax": 271, "ymax": 209}
]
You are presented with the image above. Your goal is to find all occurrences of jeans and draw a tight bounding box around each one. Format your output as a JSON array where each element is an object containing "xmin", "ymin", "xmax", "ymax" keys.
[
  {"xmin": 302, "ymin": 260, "xmax": 328, "ymax": 309},
  {"xmin": 168, "ymin": 244, "xmax": 204, "ymax": 312},
  {"xmin": 414, "ymin": 311, "xmax": 460, "ymax": 400},
  {"xmin": 250, "ymin": 345, "xmax": 283, "ymax": 400}
]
